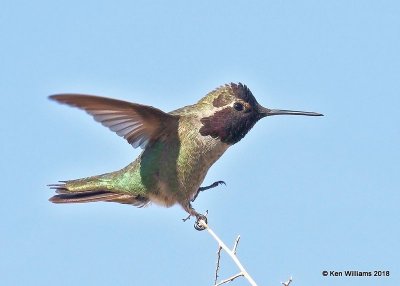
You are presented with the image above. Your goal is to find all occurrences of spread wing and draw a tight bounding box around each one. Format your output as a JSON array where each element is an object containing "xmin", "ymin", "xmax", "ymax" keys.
[{"xmin": 50, "ymin": 94, "xmax": 179, "ymax": 148}]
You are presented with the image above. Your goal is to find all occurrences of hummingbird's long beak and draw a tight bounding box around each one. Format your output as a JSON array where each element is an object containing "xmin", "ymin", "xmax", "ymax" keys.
[{"xmin": 259, "ymin": 106, "xmax": 323, "ymax": 117}]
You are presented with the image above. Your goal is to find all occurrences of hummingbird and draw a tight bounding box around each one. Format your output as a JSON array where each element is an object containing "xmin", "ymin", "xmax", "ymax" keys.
[{"xmin": 49, "ymin": 83, "xmax": 322, "ymax": 229}]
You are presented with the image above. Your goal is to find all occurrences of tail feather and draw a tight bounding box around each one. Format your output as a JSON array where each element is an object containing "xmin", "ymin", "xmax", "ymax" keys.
[
  {"xmin": 49, "ymin": 190, "xmax": 125, "ymax": 203},
  {"xmin": 48, "ymin": 178, "xmax": 150, "ymax": 207}
]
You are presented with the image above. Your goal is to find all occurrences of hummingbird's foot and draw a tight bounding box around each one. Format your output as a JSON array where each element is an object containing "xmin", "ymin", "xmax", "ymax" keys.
[
  {"xmin": 194, "ymin": 213, "xmax": 208, "ymax": 231},
  {"xmin": 182, "ymin": 203, "xmax": 208, "ymax": 231},
  {"xmin": 191, "ymin": 180, "xmax": 226, "ymax": 202},
  {"xmin": 182, "ymin": 214, "xmax": 191, "ymax": 222}
]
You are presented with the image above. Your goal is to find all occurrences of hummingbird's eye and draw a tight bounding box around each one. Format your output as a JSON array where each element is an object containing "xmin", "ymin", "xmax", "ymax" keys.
[{"xmin": 233, "ymin": 102, "xmax": 244, "ymax": 111}]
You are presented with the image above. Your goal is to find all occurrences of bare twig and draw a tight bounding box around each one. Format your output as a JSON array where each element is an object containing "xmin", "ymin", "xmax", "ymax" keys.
[
  {"xmin": 281, "ymin": 276, "xmax": 293, "ymax": 286},
  {"xmin": 215, "ymin": 273, "xmax": 244, "ymax": 286},
  {"xmin": 198, "ymin": 219, "xmax": 257, "ymax": 286},
  {"xmin": 215, "ymin": 235, "xmax": 240, "ymax": 284},
  {"xmin": 232, "ymin": 235, "xmax": 240, "ymax": 255},
  {"xmin": 214, "ymin": 246, "xmax": 222, "ymax": 285}
]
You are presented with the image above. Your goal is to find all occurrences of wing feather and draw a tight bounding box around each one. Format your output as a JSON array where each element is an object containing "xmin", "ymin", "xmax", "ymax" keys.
[{"xmin": 50, "ymin": 94, "xmax": 179, "ymax": 148}]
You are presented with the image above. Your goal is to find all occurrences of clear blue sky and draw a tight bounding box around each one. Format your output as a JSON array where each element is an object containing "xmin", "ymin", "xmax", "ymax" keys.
[{"xmin": 1, "ymin": 1, "xmax": 399, "ymax": 285}]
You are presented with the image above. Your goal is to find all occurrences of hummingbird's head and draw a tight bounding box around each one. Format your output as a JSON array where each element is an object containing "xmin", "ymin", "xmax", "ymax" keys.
[{"xmin": 198, "ymin": 83, "xmax": 323, "ymax": 145}]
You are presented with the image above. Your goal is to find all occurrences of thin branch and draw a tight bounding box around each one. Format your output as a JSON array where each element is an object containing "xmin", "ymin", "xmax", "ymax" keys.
[
  {"xmin": 214, "ymin": 246, "xmax": 222, "ymax": 285},
  {"xmin": 215, "ymin": 273, "xmax": 244, "ymax": 286},
  {"xmin": 198, "ymin": 219, "xmax": 257, "ymax": 286},
  {"xmin": 281, "ymin": 276, "xmax": 293, "ymax": 286},
  {"xmin": 232, "ymin": 235, "xmax": 240, "ymax": 255}
]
